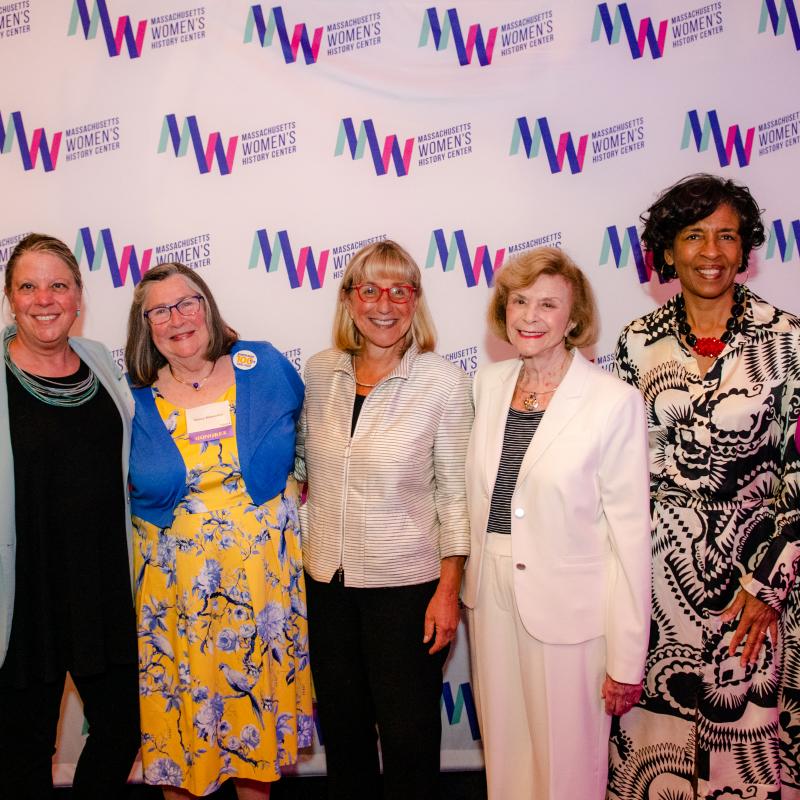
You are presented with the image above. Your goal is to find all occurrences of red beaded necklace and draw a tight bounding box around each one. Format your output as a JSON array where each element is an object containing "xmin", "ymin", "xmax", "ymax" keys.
[{"xmin": 674, "ymin": 284, "xmax": 746, "ymax": 359}]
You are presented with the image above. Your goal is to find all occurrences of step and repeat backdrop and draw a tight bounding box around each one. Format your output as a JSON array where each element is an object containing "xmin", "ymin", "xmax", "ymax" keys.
[{"xmin": 2, "ymin": 0, "xmax": 799, "ymax": 784}]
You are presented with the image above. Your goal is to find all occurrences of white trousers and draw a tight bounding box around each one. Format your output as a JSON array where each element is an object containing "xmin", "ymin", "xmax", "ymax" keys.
[{"xmin": 467, "ymin": 533, "xmax": 611, "ymax": 800}]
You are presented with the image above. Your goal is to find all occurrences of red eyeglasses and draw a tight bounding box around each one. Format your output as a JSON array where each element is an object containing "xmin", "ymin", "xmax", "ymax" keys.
[{"xmin": 350, "ymin": 284, "xmax": 417, "ymax": 304}]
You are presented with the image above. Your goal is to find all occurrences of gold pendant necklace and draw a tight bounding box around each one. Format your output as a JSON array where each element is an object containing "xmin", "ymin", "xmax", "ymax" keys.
[
  {"xmin": 522, "ymin": 387, "xmax": 556, "ymax": 411},
  {"xmin": 518, "ymin": 350, "xmax": 572, "ymax": 411}
]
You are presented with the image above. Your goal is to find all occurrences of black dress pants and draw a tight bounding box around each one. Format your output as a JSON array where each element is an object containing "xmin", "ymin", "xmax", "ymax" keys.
[
  {"xmin": 0, "ymin": 662, "xmax": 140, "ymax": 799},
  {"xmin": 306, "ymin": 573, "xmax": 449, "ymax": 800}
]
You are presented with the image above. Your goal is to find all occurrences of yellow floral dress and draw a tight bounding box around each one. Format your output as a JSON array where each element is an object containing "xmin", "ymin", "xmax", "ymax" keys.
[{"xmin": 134, "ymin": 385, "xmax": 312, "ymax": 795}]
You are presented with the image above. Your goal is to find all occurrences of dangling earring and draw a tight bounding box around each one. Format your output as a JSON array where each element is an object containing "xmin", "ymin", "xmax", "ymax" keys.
[
  {"xmin": 76, "ymin": 308, "xmax": 81, "ymax": 318},
  {"xmin": 661, "ymin": 259, "xmax": 677, "ymax": 281}
]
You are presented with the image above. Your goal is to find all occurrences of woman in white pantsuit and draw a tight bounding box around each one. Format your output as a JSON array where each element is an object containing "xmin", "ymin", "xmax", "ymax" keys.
[{"xmin": 462, "ymin": 247, "xmax": 652, "ymax": 799}]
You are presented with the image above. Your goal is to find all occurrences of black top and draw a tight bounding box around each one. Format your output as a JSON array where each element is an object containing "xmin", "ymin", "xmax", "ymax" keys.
[
  {"xmin": 351, "ymin": 392, "xmax": 367, "ymax": 436},
  {"xmin": 486, "ymin": 408, "xmax": 544, "ymax": 534},
  {"xmin": 0, "ymin": 361, "xmax": 136, "ymax": 689}
]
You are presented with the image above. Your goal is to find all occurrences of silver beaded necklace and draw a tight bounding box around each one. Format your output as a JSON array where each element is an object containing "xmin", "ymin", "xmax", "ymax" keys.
[{"xmin": 3, "ymin": 327, "xmax": 99, "ymax": 407}]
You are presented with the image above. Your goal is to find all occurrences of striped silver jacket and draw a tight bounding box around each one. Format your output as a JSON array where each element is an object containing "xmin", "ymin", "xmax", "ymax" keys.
[{"xmin": 295, "ymin": 345, "xmax": 472, "ymax": 588}]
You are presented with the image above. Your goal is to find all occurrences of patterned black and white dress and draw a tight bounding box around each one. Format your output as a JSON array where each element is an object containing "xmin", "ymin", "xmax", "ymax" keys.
[{"xmin": 608, "ymin": 291, "xmax": 800, "ymax": 800}]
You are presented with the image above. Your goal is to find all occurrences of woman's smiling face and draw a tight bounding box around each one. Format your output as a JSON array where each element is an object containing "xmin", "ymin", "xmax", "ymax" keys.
[{"xmin": 505, "ymin": 273, "xmax": 574, "ymax": 360}]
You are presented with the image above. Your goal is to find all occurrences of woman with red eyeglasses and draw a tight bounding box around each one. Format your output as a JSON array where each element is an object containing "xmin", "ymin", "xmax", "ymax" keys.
[{"xmin": 296, "ymin": 240, "xmax": 473, "ymax": 799}]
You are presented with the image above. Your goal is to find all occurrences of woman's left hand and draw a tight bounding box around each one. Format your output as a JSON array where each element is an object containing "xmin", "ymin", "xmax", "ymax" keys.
[
  {"xmin": 423, "ymin": 586, "xmax": 460, "ymax": 655},
  {"xmin": 423, "ymin": 556, "xmax": 466, "ymax": 654},
  {"xmin": 601, "ymin": 675, "xmax": 643, "ymax": 716},
  {"xmin": 284, "ymin": 474, "xmax": 302, "ymax": 504},
  {"xmin": 721, "ymin": 588, "xmax": 779, "ymax": 666}
]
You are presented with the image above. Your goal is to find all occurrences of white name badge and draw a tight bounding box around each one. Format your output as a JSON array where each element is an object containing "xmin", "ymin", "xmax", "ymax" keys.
[{"xmin": 186, "ymin": 400, "xmax": 233, "ymax": 444}]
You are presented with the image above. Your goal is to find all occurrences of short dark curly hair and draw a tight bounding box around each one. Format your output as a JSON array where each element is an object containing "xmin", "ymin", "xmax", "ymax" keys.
[{"xmin": 640, "ymin": 173, "xmax": 765, "ymax": 280}]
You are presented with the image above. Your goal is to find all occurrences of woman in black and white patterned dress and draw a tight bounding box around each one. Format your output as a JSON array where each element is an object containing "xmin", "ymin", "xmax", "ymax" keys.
[{"xmin": 609, "ymin": 174, "xmax": 800, "ymax": 800}]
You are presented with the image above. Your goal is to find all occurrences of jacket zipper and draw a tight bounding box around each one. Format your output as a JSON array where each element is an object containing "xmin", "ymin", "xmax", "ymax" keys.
[
  {"xmin": 337, "ymin": 438, "xmax": 351, "ymax": 583},
  {"xmin": 338, "ymin": 371, "xmax": 364, "ymax": 583},
  {"xmin": 337, "ymin": 364, "xmax": 394, "ymax": 584}
]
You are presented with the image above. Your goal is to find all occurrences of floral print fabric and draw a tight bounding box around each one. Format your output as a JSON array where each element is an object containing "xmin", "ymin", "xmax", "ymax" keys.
[{"xmin": 134, "ymin": 385, "xmax": 312, "ymax": 795}]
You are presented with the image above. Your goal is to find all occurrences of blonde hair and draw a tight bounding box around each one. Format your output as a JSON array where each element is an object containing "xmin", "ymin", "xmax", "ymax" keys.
[
  {"xmin": 488, "ymin": 247, "xmax": 599, "ymax": 349},
  {"xmin": 333, "ymin": 240, "xmax": 436, "ymax": 354}
]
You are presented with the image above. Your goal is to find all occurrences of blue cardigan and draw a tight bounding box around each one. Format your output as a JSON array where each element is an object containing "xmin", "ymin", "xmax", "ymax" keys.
[{"xmin": 129, "ymin": 340, "xmax": 304, "ymax": 528}]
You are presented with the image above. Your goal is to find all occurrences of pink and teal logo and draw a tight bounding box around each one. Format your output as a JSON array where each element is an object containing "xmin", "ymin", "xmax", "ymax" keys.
[
  {"xmin": 681, "ymin": 109, "xmax": 754, "ymax": 167},
  {"xmin": 0, "ymin": 111, "xmax": 61, "ymax": 172},
  {"xmin": 159, "ymin": 115, "xmax": 238, "ymax": 176},
  {"xmin": 759, "ymin": 1, "xmax": 800, "ymax": 50},
  {"xmin": 244, "ymin": 5, "xmax": 322, "ymax": 64},
  {"xmin": 426, "ymin": 229, "xmax": 505, "ymax": 288},
  {"xmin": 510, "ymin": 116, "xmax": 587, "ymax": 174},
  {"xmin": 249, "ymin": 229, "xmax": 329, "ymax": 290},
  {"xmin": 591, "ymin": 3, "xmax": 667, "ymax": 59},
  {"xmin": 335, "ymin": 118, "xmax": 414, "ymax": 177},
  {"xmin": 419, "ymin": 7, "xmax": 497, "ymax": 66},
  {"xmin": 67, "ymin": 0, "xmax": 147, "ymax": 58},
  {"xmin": 599, "ymin": 225, "xmax": 655, "ymax": 283},
  {"xmin": 766, "ymin": 218, "xmax": 800, "ymax": 261},
  {"xmin": 74, "ymin": 227, "xmax": 152, "ymax": 288}
]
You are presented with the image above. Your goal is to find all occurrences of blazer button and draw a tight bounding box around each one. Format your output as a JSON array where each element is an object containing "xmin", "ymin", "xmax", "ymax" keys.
[
  {"xmin": 515, "ymin": 563, "xmax": 526, "ymax": 570},
  {"xmin": 514, "ymin": 508, "xmax": 525, "ymax": 518}
]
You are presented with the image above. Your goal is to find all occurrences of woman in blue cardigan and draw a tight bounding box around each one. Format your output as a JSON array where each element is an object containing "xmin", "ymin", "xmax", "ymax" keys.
[{"xmin": 126, "ymin": 262, "xmax": 311, "ymax": 799}]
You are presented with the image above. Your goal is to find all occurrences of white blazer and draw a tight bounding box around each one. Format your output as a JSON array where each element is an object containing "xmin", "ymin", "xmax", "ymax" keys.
[{"xmin": 462, "ymin": 350, "xmax": 652, "ymax": 684}]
